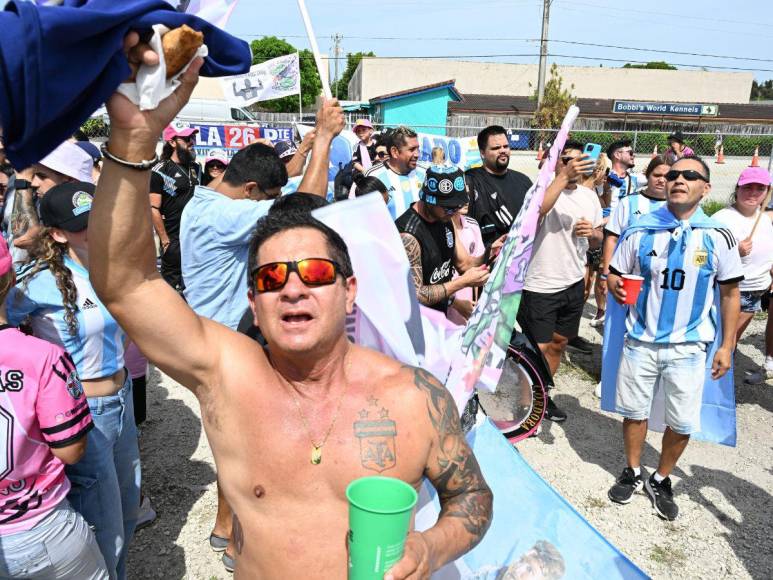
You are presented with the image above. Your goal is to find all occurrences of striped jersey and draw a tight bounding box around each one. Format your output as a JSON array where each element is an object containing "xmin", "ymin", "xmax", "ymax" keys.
[
  {"xmin": 7, "ymin": 257, "xmax": 126, "ymax": 380},
  {"xmin": 608, "ymin": 171, "xmax": 646, "ymax": 213},
  {"xmin": 605, "ymin": 192, "xmax": 667, "ymax": 237},
  {"xmin": 610, "ymin": 224, "xmax": 744, "ymax": 343},
  {"xmin": 0, "ymin": 326, "xmax": 93, "ymax": 533},
  {"xmin": 365, "ymin": 162, "xmax": 427, "ymax": 220}
]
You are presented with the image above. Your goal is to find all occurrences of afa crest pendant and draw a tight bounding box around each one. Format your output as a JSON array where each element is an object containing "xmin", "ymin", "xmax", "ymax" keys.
[{"xmin": 311, "ymin": 446, "xmax": 322, "ymax": 465}]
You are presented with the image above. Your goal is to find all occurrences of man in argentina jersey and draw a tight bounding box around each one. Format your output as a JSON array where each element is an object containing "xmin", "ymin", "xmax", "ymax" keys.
[
  {"xmin": 601, "ymin": 156, "xmax": 671, "ymax": 293},
  {"xmin": 606, "ymin": 157, "xmax": 743, "ymax": 521},
  {"xmin": 606, "ymin": 139, "xmax": 647, "ymax": 213},
  {"xmin": 364, "ymin": 126, "xmax": 427, "ymax": 219}
]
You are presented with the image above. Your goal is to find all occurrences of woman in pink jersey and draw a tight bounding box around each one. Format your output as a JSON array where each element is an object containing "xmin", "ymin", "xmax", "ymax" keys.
[
  {"xmin": 7, "ymin": 183, "xmax": 140, "ymax": 580},
  {"xmin": 0, "ymin": 237, "xmax": 108, "ymax": 578}
]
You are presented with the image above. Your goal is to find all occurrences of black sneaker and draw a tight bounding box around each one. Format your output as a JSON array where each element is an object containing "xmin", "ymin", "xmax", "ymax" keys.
[
  {"xmin": 644, "ymin": 474, "xmax": 679, "ymax": 520},
  {"xmin": 608, "ymin": 467, "xmax": 648, "ymax": 504},
  {"xmin": 566, "ymin": 336, "xmax": 593, "ymax": 354},
  {"xmin": 545, "ymin": 397, "xmax": 567, "ymax": 422}
]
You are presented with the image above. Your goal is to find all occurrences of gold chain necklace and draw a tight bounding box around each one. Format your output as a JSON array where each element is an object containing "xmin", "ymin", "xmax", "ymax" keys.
[{"xmin": 280, "ymin": 350, "xmax": 352, "ymax": 466}]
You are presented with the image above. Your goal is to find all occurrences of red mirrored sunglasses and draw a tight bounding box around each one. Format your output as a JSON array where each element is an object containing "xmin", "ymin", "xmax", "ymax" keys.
[{"xmin": 252, "ymin": 258, "xmax": 342, "ymax": 293}]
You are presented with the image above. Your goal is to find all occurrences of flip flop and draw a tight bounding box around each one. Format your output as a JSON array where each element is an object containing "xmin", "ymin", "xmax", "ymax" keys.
[
  {"xmin": 222, "ymin": 551, "xmax": 235, "ymax": 574},
  {"xmin": 209, "ymin": 533, "xmax": 229, "ymax": 552}
]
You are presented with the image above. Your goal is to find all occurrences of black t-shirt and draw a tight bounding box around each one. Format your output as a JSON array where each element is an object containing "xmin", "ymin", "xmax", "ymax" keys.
[
  {"xmin": 351, "ymin": 141, "xmax": 377, "ymax": 169},
  {"xmin": 149, "ymin": 159, "xmax": 200, "ymax": 239},
  {"xmin": 395, "ymin": 206, "xmax": 455, "ymax": 313},
  {"xmin": 465, "ymin": 167, "xmax": 532, "ymax": 246}
]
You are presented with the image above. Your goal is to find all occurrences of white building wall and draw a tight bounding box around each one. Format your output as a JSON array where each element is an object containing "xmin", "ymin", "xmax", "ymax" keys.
[{"xmin": 349, "ymin": 59, "xmax": 753, "ymax": 104}]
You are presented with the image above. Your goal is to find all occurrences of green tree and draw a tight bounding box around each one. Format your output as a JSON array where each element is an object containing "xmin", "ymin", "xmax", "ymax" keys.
[
  {"xmin": 531, "ymin": 63, "xmax": 577, "ymax": 129},
  {"xmin": 331, "ymin": 51, "xmax": 375, "ymax": 100},
  {"xmin": 751, "ymin": 79, "xmax": 773, "ymax": 100},
  {"xmin": 248, "ymin": 36, "xmax": 322, "ymax": 113},
  {"xmin": 622, "ymin": 61, "xmax": 677, "ymax": 70}
]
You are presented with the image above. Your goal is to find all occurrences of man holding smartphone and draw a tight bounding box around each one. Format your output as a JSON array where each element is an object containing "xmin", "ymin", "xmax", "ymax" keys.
[{"xmin": 517, "ymin": 141, "xmax": 601, "ymax": 421}]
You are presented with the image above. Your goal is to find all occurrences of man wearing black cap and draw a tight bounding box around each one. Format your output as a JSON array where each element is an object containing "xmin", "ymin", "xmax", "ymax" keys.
[{"xmin": 396, "ymin": 165, "xmax": 490, "ymax": 315}]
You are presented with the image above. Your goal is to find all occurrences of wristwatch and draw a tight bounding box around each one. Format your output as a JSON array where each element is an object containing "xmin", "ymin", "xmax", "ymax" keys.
[{"xmin": 14, "ymin": 179, "xmax": 31, "ymax": 190}]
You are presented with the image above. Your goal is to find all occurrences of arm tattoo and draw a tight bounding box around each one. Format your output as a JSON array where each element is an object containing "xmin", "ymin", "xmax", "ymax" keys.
[
  {"xmin": 400, "ymin": 233, "xmax": 448, "ymax": 306},
  {"xmin": 409, "ymin": 366, "xmax": 493, "ymax": 548},
  {"xmin": 11, "ymin": 186, "xmax": 39, "ymax": 238}
]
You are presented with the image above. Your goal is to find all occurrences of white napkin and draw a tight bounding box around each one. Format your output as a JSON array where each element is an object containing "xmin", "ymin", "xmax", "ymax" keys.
[{"xmin": 117, "ymin": 24, "xmax": 208, "ymax": 111}]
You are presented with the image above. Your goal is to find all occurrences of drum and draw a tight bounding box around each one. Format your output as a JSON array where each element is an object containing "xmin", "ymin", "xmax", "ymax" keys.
[{"xmin": 476, "ymin": 331, "xmax": 549, "ymax": 443}]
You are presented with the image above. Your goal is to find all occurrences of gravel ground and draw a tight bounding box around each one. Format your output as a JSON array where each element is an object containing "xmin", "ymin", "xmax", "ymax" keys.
[{"xmin": 127, "ymin": 306, "xmax": 772, "ymax": 579}]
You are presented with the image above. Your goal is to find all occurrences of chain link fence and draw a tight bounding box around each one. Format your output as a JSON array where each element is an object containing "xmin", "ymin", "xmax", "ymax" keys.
[{"xmin": 80, "ymin": 114, "xmax": 772, "ymax": 203}]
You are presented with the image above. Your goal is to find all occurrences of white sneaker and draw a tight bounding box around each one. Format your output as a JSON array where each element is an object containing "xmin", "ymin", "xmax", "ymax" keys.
[
  {"xmin": 594, "ymin": 381, "xmax": 602, "ymax": 398},
  {"xmin": 136, "ymin": 495, "xmax": 157, "ymax": 530},
  {"xmin": 589, "ymin": 313, "xmax": 606, "ymax": 328},
  {"xmin": 744, "ymin": 367, "xmax": 773, "ymax": 385}
]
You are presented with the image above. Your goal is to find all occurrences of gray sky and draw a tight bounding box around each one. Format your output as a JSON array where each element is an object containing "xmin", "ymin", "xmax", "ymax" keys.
[{"xmin": 225, "ymin": 0, "xmax": 773, "ymax": 87}]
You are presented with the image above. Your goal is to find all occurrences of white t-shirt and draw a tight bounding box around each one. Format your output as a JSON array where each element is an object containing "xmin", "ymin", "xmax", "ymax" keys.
[
  {"xmin": 713, "ymin": 207, "xmax": 773, "ymax": 291},
  {"xmin": 524, "ymin": 185, "xmax": 603, "ymax": 293}
]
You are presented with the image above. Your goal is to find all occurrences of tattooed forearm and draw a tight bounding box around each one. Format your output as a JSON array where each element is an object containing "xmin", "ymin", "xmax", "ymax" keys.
[
  {"xmin": 11, "ymin": 186, "xmax": 39, "ymax": 238},
  {"xmin": 400, "ymin": 233, "xmax": 448, "ymax": 306},
  {"xmin": 409, "ymin": 366, "xmax": 493, "ymax": 552}
]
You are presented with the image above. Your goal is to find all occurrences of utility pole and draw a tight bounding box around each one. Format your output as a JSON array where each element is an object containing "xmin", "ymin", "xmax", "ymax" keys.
[
  {"xmin": 536, "ymin": 0, "xmax": 552, "ymax": 108},
  {"xmin": 331, "ymin": 33, "xmax": 343, "ymax": 99}
]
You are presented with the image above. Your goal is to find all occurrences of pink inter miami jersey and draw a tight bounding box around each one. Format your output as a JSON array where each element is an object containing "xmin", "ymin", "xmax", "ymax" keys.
[{"xmin": 0, "ymin": 325, "xmax": 93, "ymax": 534}]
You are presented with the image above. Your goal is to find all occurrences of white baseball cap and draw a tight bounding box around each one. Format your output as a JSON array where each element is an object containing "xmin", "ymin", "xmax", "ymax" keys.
[{"xmin": 38, "ymin": 141, "xmax": 94, "ymax": 184}]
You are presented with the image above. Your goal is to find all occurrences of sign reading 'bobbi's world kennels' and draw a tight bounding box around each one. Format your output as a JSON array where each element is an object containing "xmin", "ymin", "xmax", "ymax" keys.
[{"xmin": 613, "ymin": 101, "xmax": 719, "ymax": 116}]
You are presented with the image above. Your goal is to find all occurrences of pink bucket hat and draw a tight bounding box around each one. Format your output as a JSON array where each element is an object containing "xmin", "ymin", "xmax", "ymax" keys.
[
  {"xmin": 737, "ymin": 166, "xmax": 771, "ymax": 187},
  {"xmin": 352, "ymin": 119, "xmax": 373, "ymax": 130},
  {"xmin": 38, "ymin": 141, "xmax": 94, "ymax": 184}
]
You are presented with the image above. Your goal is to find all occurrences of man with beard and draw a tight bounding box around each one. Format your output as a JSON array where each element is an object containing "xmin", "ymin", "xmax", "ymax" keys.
[
  {"xmin": 179, "ymin": 100, "xmax": 342, "ymax": 572},
  {"xmin": 465, "ymin": 126, "xmax": 533, "ymax": 248},
  {"xmin": 150, "ymin": 125, "xmax": 202, "ymax": 292},
  {"xmin": 364, "ymin": 126, "xmax": 426, "ymax": 219},
  {"xmin": 606, "ymin": 139, "xmax": 646, "ymax": 213},
  {"xmin": 396, "ymin": 165, "xmax": 490, "ymax": 315}
]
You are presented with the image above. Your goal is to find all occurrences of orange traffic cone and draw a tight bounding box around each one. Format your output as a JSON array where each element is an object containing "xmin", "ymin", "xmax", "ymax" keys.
[
  {"xmin": 751, "ymin": 146, "xmax": 760, "ymax": 167},
  {"xmin": 716, "ymin": 145, "xmax": 725, "ymax": 164},
  {"xmin": 651, "ymin": 144, "xmax": 658, "ymax": 159},
  {"xmin": 536, "ymin": 140, "xmax": 544, "ymax": 161}
]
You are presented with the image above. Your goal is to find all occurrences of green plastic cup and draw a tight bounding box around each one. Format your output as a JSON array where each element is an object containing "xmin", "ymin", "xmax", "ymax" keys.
[{"xmin": 346, "ymin": 476, "xmax": 418, "ymax": 579}]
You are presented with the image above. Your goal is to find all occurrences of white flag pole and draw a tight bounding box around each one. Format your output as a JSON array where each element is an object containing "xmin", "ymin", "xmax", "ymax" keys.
[{"xmin": 296, "ymin": 0, "xmax": 332, "ymax": 99}]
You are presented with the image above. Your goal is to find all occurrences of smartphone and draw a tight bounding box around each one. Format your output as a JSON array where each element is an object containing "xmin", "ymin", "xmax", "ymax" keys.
[{"xmin": 583, "ymin": 143, "xmax": 602, "ymax": 173}]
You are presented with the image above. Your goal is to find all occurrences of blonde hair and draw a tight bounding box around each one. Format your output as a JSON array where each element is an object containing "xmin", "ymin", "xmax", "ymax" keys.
[
  {"xmin": 431, "ymin": 146, "xmax": 446, "ymax": 164},
  {"xmin": 20, "ymin": 229, "xmax": 79, "ymax": 336},
  {"xmin": 0, "ymin": 270, "xmax": 13, "ymax": 305}
]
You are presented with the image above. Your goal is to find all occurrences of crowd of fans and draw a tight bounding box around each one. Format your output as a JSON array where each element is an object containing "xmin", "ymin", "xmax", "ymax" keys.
[{"xmin": 0, "ymin": 50, "xmax": 771, "ymax": 578}]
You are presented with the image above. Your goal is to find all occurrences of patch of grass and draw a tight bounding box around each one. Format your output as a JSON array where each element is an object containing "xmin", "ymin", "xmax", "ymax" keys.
[
  {"xmin": 701, "ymin": 199, "xmax": 726, "ymax": 216},
  {"xmin": 650, "ymin": 544, "xmax": 687, "ymax": 567}
]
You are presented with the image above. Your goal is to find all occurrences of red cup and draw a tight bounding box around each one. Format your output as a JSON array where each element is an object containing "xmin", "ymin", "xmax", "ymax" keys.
[{"xmin": 621, "ymin": 275, "xmax": 644, "ymax": 305}]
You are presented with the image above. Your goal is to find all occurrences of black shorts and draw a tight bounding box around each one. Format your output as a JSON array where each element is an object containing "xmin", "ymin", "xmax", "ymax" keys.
[{"xmin": 517, "ymin": 279, "xmax": 585, "ymax": 344}]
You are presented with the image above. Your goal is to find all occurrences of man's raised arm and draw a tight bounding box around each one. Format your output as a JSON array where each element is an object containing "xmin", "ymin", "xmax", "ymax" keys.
[
  {"xmin": 88, "ymin": 51, "xmax": 223, "ymax": 392},
  {"xmin": 297, "ymin": 99, "xmax": 345, "ymax": 196},
  {"xmin": 387, "ymin": 367, "xmax": 493, "ymax": 579}
]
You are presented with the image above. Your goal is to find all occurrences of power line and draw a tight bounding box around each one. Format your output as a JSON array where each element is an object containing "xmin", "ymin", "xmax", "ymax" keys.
[
  {"xmin": 243, "ymin": 35, "xmax": 773, "ymax": 64},
  {"xmin": 253, "ymin": 53, "xmax": 773, "ymax": 73}
]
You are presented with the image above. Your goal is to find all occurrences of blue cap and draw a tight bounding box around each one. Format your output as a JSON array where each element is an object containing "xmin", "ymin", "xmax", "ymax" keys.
[{"xmin": 74, "ymin": 141, "xmax": 101, "ymax": 163}]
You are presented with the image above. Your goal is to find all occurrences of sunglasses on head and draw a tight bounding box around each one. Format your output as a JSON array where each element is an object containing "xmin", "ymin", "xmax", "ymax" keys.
[
  {"xmin": 665, "ymin": 169, "xmax": 708, "ymax": 183},
  {"xmin": 252, "ymin": 258, "xmax": 342, "ymax": 293}
]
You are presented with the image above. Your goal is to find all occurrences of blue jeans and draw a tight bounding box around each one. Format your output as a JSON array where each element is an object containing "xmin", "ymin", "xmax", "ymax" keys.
[
  {"xmin": 66, "ymin": 373, "xmax": 141, "ymax": 580},
  {"xmin": 0, "ymin": 500, "xmax": 109, "ymax": 579}
]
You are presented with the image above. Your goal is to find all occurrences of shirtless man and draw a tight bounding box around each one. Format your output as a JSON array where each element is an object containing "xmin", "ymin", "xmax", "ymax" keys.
[{"xmin": 87, "ymin": 37, "xmax": 492, "ymax": 579}]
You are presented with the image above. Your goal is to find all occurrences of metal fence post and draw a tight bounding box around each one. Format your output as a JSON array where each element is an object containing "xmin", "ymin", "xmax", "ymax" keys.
[{"xmin": 632, "ymin": 129, "xmax": 638, "ymax": 154}]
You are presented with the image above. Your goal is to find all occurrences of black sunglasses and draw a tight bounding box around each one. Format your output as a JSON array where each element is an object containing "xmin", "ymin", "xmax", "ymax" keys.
[
  {"xmin": 376, "ymin": 151, "xmax": 388, "ymax": 158},
  {"xmin": 560, "ymin": 156, "xmax": 574, "ymax": 164},
  {"xmin": 665, "ymin": 169, "xmax": 708, "ymax": 183}
]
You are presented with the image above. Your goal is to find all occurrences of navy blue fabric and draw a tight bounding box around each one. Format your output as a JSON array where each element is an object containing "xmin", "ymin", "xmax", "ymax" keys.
[{"xmin": 0, "ymin": 0, "xmax": 251, "ymax": 168}]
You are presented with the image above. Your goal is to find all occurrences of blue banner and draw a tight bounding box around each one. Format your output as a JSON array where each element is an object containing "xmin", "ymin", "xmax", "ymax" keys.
[{"xmin": 417, "ymin": 420, "xmax": 647, "ymax": 579}]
